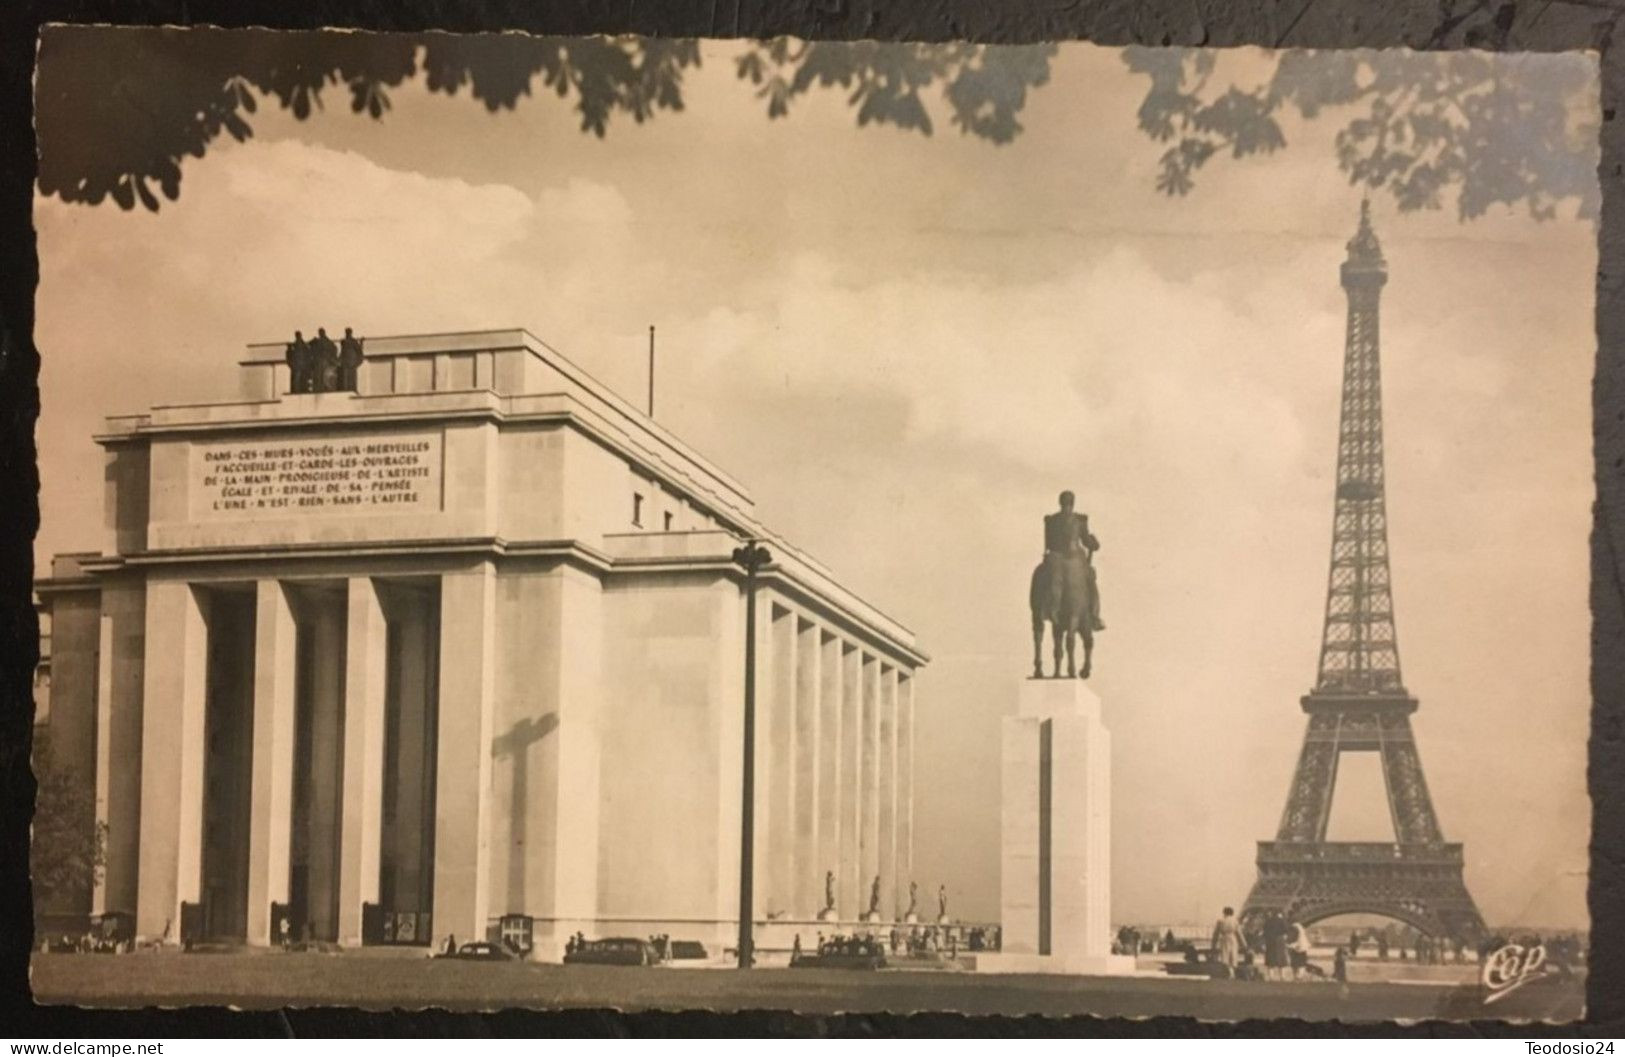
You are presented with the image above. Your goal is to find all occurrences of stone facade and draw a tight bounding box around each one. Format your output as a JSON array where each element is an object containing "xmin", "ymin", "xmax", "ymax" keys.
[{"xmin": 35, "ymin": 329, "xmax": 926, "ymax": 957}]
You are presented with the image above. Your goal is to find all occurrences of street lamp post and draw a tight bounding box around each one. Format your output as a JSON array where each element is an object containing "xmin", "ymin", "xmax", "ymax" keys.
[{"xmin": 731, "ymin": 539, "xmax": 771, "ymax": 969}]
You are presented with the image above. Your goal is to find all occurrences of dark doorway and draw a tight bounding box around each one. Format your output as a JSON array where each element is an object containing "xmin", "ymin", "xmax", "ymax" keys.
[
  {"xmin": 375, "ymin": 580, "xmax": 440, "ymax": 945},
  {"xmin": 199, "ymin": 587, "xmax": 256, "ymax": 941},
  {"xmin": 288, "ymin": 582, "xmax": 348, "ymax": 942}
]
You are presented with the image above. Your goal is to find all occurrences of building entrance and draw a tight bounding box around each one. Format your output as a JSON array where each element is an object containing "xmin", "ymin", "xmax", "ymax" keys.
[
  {"xmin": 198, "ymin": 587, "xmax": 255, "ymax": 941},
  {"xmin": 375, "ymin": 580, "xmax": 440, "ymax": 944}
]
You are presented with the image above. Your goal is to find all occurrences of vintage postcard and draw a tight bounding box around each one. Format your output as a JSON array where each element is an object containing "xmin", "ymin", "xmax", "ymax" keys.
[{"xmin": 27, "ymin": 25, "xmax": 1594, "ymax": 1021}]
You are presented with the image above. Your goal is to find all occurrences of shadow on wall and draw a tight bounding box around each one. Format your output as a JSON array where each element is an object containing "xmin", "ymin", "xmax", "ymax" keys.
[{"xmin": 492, "ymin": 712, "xmax": 560, "ymax": 911}]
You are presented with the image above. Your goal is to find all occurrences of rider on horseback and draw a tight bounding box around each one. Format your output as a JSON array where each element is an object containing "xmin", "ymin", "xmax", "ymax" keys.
[{"xmin": 1044, "ymin": 491, "xmax": 1104, "ymax": 632}]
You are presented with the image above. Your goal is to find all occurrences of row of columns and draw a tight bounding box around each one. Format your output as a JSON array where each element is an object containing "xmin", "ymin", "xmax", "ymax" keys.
[
  {"xmin": 757, "ymin": 602, "xmax": 916, "ymax": 921},
  {"xmin": 132, "ymin": 566, "xmax": 497, "ymax": 947}
]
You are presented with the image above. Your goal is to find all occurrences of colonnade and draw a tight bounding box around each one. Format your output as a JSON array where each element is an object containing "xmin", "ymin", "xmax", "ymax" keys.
[
  {"xmin": 119, "ymin": 569, "xmax": 921, "ymax": 946},
  {"xmin": 131, "ymin": 568, "xmax": 494, "ymax": 947},
  {"xmin": 757, "ymin": 602, "xmax": 916, "ymax": 922}
]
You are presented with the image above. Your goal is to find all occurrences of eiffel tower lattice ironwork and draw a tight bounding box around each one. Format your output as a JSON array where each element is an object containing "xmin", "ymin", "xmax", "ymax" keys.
[{"xmin": 1240, "ymin": 203, "xmax": 1486, "ymax": 941}]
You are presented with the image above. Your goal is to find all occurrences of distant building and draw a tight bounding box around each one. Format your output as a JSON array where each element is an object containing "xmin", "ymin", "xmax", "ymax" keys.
[
  {"xmin": 35, "ymin": 329, "xmax": 926, "ymax": 955},
  {"xmin": 32, "ymin": 599, "xmax": 50, "ymax": 729}
]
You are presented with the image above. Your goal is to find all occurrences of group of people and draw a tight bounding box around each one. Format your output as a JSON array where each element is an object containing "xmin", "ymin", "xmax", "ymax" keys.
[
  {"xmin": 1206, "ymin": 909, "xmax": 1582, "ymax": 984},
  {"xmin": 802, "ymin": 932, "xmax": 887, "ymax": 960},
  {"xmin": 38, "ymin": 931, "xmax": 130, "ymax": 954},
  {"xmin": 1345, "ymin": 925, "xmax": 1466, "ymax": 964},
  {"xmin": 794, "ymin": 922, "xmax": 994, "ymax": 963},
  {"xmin": 1209, "ymin": 906, "xmax": 1325, "ymax": 982},
  {"xmin": 285, "ymin": 327, "xmax": 364, "ymax": 394},
  {"xmin": 1114, "ymin": 926, "xmax": 1182, "ymax": 955}
]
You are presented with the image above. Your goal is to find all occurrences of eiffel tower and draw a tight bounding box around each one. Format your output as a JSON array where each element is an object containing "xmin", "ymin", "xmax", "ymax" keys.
[{"xmin": 1240, "ymin": 203, "xmax": 1486, "ymax": 941}]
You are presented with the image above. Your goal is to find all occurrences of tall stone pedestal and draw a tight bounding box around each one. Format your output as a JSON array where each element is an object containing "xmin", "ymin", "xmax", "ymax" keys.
[{"xmin": 984, "ymin": 679, "xmax": 1132, "ymax": 976}]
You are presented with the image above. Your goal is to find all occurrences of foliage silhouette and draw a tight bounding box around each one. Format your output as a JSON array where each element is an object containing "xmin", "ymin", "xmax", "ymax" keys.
[
  {"xmin": 34, "ymin": 27, "xmax": 1597, "ymax": 222},
  {"xmin": 29, "ymin": 729, "xmax": 104, "ymax": 906},
  {"xmin": 35, "ymin": 28, "xmax": 704, "ymax": 210},
  {"xmin": 1123, "ymin": 47, "xmax": 1598, "ymax": 221},
  {"xmin": 735, "ymin": 38, "xmax": 1056, "ymax": 143}
]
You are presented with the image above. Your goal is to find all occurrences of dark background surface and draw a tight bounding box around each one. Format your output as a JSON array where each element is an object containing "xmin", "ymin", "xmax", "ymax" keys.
[{"xmin": 1, "ymin": 0, "xmax": 1621, "ymax": 1038}]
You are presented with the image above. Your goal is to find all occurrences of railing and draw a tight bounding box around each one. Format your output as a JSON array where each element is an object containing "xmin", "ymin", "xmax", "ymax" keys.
[{"xmin": 1256, "ymin": 841, "xmax": 1464, "ymax": 864}]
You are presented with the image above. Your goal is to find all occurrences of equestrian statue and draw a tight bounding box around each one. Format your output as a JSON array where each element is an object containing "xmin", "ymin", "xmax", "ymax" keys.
[{"xmin": 1029, "ymin": 490, "xmax": 1104, "ymax": 679}]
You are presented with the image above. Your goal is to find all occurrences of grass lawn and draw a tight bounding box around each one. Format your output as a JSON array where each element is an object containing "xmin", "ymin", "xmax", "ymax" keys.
[{"xmin": 28, "ymin": 950, "xmax": 1585, "ymax": 1023}]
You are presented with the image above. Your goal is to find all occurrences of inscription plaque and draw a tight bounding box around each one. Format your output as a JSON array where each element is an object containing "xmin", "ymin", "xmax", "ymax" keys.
[{"xmin": 192, "ymin": 431, "xmax": 443, "ymax": 517}]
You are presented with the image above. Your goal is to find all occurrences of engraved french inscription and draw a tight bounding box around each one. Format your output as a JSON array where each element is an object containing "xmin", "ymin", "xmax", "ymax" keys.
[{"xmin": 193, "ymin": 432, "xmax": 443, "ymax": 517}]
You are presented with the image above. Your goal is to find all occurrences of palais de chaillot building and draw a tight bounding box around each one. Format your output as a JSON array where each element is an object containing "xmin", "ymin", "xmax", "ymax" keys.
[{"xmin": 35, "ymin": 329, "xmax": 926, "ymax": 958}]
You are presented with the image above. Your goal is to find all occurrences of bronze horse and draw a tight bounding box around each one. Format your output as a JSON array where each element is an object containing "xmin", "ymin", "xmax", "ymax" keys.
[{"xmin": 1030, "ymin": 551, "xmax": 1096, "ymax": 679}]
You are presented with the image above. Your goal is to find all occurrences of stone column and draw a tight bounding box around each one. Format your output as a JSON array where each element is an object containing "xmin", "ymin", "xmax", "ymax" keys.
[
  {"xmin": 859, "ymin": 656, "xmax": 880, "ymax": 916},
  {"xmin": 338, "ymin": 577, "xmax": 387, "ymax": 946},
  {"xmin": 895, "ymin": 674, "xmax": 915, "ymax": 914},
  {"xmin": 548, "ymin": 565, "xmax": 605, "ymax": 943},
  {"xmin": 747, "ymin": 591, "xmax": 774, "ymax": 927},
  {"xmin": 815, "ymin": 632, "xmax": 842, "ymax": 918},
  {"xmin": 305, "ymin": 593, "xmax": 347, "ymax": 941},
  {"xmin": 247, "ymin": 580, "xmax": 298, "ymax": 946},
  {"xmin": 93, "ymin": 612, "xmax": 116, "ymax": 919},
  {"xmin": 793, "ymin": 618, "xmax": 821, "ymax": 918},
  {"xmin": 837, "ymin": 645, "xmax": 861, "ymax": 917},
  {"xmin": 878, "ymin": 665, "xmax": 898, "ymax": 920},
  {"xmin": 135, "ymin": 580, "xmax": 207, "ymax": 940},
  {"xmin": 92, "ymin": 582, "xmax": 144, "ymax": 918},
  {"xmin": 766, "ymin": 606, "xmax": 796, "ymax": 917},
  {"xmin": 433, "ymin": 563, "xmax": 497, "ymax": 945}
]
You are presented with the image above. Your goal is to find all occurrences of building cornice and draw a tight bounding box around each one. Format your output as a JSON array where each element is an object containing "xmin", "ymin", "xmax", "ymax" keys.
[{"xmin": 54, "ymin": 537, "xmax": 928, "ymax": 669}]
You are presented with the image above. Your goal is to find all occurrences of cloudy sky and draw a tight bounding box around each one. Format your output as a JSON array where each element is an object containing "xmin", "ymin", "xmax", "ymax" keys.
[{"xmin": 34, "ymin": 34, "xmax": 1596, "ymax": 928}]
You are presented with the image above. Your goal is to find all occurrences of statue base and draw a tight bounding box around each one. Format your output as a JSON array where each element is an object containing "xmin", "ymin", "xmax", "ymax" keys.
[
  {"xmin": 936, "ymin": 914, "xmax": 951, "ymax": 925},
  {"xmin": 903, "ymin": 913, "xmax": 919, "ymax": 925},
  {"xmin": 817, "ymin": 908, "xmax": 838, "ymax": 922},
  {"xmin": 999, "ymin": 678, "xmax": 1112, "ymax": 964},
  {"xmin": 862, "ymin": 912, "xmax": 883, "ymax": 924}
]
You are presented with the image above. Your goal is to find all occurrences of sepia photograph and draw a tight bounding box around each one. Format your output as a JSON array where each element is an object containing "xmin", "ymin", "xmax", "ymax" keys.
[{"xmin": 22, "ymin": 24, "xmax": 1598, "ymax": 1023}]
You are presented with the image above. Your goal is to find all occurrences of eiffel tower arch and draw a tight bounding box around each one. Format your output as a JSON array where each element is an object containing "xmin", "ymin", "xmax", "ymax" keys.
[{"xmin": 1240, "ymin": 203, "xmax": 1485, "ymax": 942}]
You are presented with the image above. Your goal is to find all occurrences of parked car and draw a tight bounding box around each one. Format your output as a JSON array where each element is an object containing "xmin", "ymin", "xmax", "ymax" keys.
[
  {"xmin": 563, "ymin": 937, "xmax": 661, "ymax": 966},
  {"xmin": 435, "ymin": 940, "xmax": 515, "ymax": 962}
]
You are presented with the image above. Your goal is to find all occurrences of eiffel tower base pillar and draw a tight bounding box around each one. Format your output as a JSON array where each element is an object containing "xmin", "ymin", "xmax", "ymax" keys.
[{"xmin": 982, "ymin": 679, "xmax": 1133, "ymax": 976}]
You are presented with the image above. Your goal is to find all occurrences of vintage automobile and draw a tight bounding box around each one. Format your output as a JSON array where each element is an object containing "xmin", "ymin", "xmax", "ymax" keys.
[
  {"xmin": 562, "ymin": 937, "xmax": 661, "ymax": 966},
  {"xmin": 434, "ymin": 940, "xmax": 516, "ymax": 962},
  {"xmin": 790, "ymin": 936, "xmax": 888, "ymax": 970},
  {"xmin": 790, "ymin": 949, "xmax": 888, "ymax": 970}
]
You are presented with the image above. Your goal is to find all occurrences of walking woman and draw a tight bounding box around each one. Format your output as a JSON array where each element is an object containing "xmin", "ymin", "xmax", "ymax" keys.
[{"xmin": 1211, "ymin": 906, "xmax": 1245, "ymax": 979}]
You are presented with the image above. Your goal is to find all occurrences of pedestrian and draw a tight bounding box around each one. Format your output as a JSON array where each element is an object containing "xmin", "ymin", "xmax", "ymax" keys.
[
  {"xmin": 1333, "ymin": 946, "xmax": 1348, "ymax": 983},
  {"xmin": 1263, "ymin": 911, "xmax": 1289, "ymax": 981},
  {"xmin": 1287, "ymin": 920, "xmax": 1311, "ymax": 981},
  {"xmin": 1211, "ymin": 906, "xmax": 1245, "ymax": 979}
]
